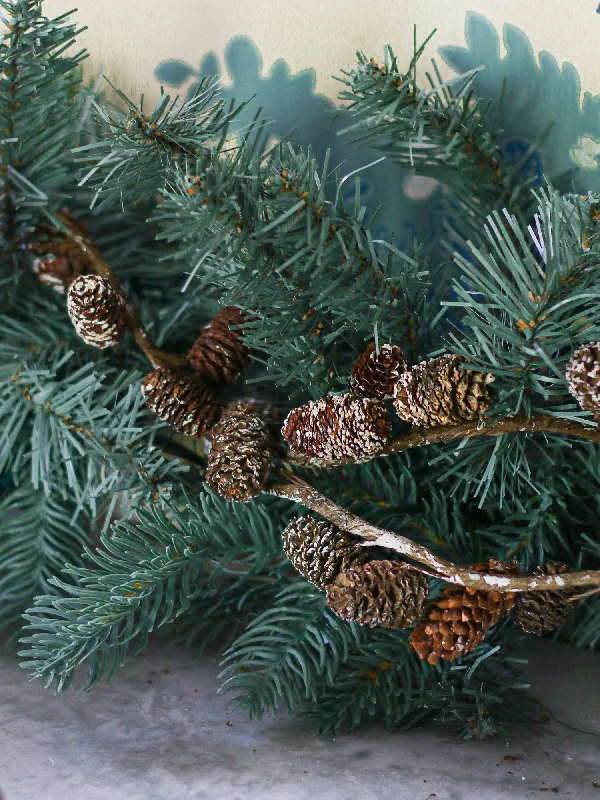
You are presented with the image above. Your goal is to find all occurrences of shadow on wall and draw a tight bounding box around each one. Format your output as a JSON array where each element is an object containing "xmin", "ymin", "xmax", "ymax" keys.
[{"xmin": 155, "ymin": 12, "xmax": 600, "ymax": 250}]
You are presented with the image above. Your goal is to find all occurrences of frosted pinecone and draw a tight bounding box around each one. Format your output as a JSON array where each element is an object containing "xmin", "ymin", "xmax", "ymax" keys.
[
  {"xmin": 205, "ymin": 403, "xmax": 272, "ymax": 501},
  {"xmin": 142, "ymin": 367, "xmax": 220, "ymax": 437},
  {"xmin": 348, "ymin": 343, "xmax": 406, "ymax": 400},
  {"xmin": 282, "ymin": 516, "xmax": 368, "ymax": 589},
  {"xmin": 327, "ymin": 560, "xmax": 429, "ymax": 628},
  {"xmin": 565, "ymin": 342, "xmax": 600, "ymax": 416},
  {"xmin": 282, "ymin": 393, "xmax": 392, "ymax": 463},
  {"xmin": 393, "ymin": 354, "xmax": 494, "ymax": 427},
  {"xmin": 67, "ymin": 275, "xmax": 127, "ymax": 348}
]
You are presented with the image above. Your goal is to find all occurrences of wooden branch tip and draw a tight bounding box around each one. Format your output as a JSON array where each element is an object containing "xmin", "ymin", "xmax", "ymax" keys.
[{"xmin": 270, "ymin": 479, "xmax": 600, "ymax": 594}]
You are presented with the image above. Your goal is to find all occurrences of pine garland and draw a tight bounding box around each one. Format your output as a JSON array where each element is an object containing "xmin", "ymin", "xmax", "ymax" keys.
[{"xmin": 0, "ymin": 5, "xmax": 598, "ymax": 742}]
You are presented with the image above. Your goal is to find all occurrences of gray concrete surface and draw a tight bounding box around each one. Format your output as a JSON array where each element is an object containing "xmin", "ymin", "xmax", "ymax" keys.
[{"xmin": 1, "ymin": 638, "xmax": 599, "ymax": 800}]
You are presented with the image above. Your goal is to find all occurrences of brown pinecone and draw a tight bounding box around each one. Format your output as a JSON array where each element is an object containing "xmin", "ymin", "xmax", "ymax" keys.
[
  {"xmin": 410, "ymin": 559, "xmax": 520, "ymax": 664},
  {"xmin": 67, "ymin": 275, "xmax": 127, "ymax": 349},
  {"xmin": 327, "ymin": 560, "xmax": 429, "ymax": 629},
  {"xmin": 205, "ymin": 403, "xmax": 273, "ymax": 502},
  {"xmin": 142, "ymin": 367, "xmax": 220, "ymax": 437},
  {"xmin": 282, "ymin": 393, "xmax": 392, "ymax": 462},
  {"xmin": 30, "ymin": 238, "xmax": 89, "ymax": 293},
  {"xmin": 515, "ymin": 562, "xmax": 577, "ymax": 636},
  {"xmin": 565, "ymin": 342, "xmax": 600, "ymax": 416},
  {"xmin": 188, "ymin": 306, "xmax": 251, "ymax": 385},
  {"xmin": 348, "ymin": 343, "xmax": 406, "ymax": 400},
  {"xmin": 393, "ymin": 354, "xmax": 494, "ymax": 427},
  {"xmin": 281, "ymin": 516, "xmax": 368, "ymax": 589}
]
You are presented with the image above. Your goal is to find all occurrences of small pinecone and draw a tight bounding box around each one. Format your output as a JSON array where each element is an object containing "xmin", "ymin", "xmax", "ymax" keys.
[
  {"xmin": 205, "ymin": 403, "xmax": 273, "ymax": 502},
  {"xmin": 348, "ymin": 343, "xmax": 406, "ymax": 400},
  {"xmin": 565, "ymin": 342, "xmax": 600, "ymax": 415},
  {"xmin": 281, "ymin": 516, "xmax": 368, "ymax": 589},
  {"xmin": 188, "ymin": 306, "xmax": 251, "ymax": 385},
  {"xmin": 142, "ymin": 367, "xmax": 220, "ymax": 437},
  {"xmin": 515, "ymin": 562, "xmax": 577, "ymax": 636},
  {"xmin": 30, "ymin": 239, "xmax": 89, "ymax": 293},
  {"xmin": 327, "ymin": 560, "xmax": 429, "ymax": 629},
  {"xmin": 410, "ymin": 560, "xmax": 520, "ymax": 664},
  {"xmin": 282, "ymin": 393, "xmax": 392, "ymax": 462},
  {"xmin": 393, "ymin": 354, "xmax": 494, "ymax": 427},
  {"xmin": 67, "ymin": 275, "xmax": 127, "ymax": 349}
]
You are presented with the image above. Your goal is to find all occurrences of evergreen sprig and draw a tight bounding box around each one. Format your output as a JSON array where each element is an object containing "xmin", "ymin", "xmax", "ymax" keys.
[
  {"xmin": 337, "ymin": 37, "xmax": 543, "ymax": 252},
  {"xmin": 0, "ymin": 1, "xmax": 87, "ymax": 275},
  {"xmin": 20, "ymin": 491, "xmax": 285, "ymax": 690}
]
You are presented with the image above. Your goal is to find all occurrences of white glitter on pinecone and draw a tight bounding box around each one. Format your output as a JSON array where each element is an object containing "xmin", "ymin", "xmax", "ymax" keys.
[
  {"xmin": 565, "ymin": 342, "xmax": 600, "ymax": 414},
  {"xmin": 282, "ymin": 393, "xmax": 392, "ymax": 462},
  {"xmin": 67, "ymin": 274, "xmax": 127, "ymax": 349}
]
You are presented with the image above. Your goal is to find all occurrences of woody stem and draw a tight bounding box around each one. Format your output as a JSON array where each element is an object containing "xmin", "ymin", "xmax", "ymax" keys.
[
  {"xmin": 270, "ymin": 476, "xmax": 600, "ymax": 592},
  {"xmin": 285, "ymin": 413, "xmax": 600, "ymax": 468}
]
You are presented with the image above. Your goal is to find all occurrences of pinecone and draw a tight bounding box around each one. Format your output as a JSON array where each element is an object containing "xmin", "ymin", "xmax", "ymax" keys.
[
  {"xmin": 348, "ymin": 343, "xmax": 406, "ymax": 400},
  {"xmin": 393, "ymin": 354, "xmax": 494, "ymax": 427},
  {"xmin": 188, "ymin": 306, "xmax": 251, "ymax": 385},
  {"xmin": 282, "ymin": 393, "xmax": 392, "ymax": 462},
  {"xmin": 205, "ymin": 403, "xmax": 273, "ymax": 502},
  {"xmin": 142, "ymin": 367, "xmax": 220, "ymax": 437},
  {"xmin": 281, "ymin": 516, "xmax": 368, "ymax": 589},
  {"xmin": 327, "ymin": 560, "xmax": 429, "ymax": 629},
  {"xmin": 410, "ymin": 560, "xmax": 520, "ymax": 664},
  {"xmin": 515, "ymin": 562, "xmax": 577, "ymax": 636},
  {"xmin": 67, "ymin": 275, "xmax": 127, "ymax": 348},
  {"xmin": 565, "ymin": 342, "xmax": 600, "ymax": 416},
  {"xmin": 30, "ymin": 238, "xmax": 89, "ymax": 293}
]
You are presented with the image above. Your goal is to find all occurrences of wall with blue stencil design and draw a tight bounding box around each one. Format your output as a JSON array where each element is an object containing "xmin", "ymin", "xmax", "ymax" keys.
[{"xmin": 155, "ymin": 12, "xmax": 600, "ymax": 253}]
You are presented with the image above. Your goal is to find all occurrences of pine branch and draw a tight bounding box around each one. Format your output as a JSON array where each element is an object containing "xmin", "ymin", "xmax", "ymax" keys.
[
  {"xmin": 303, "ymin": 627, "xmax": 528, "ymax": 738},
  {"xmin": 19, "ymin": 491, "xmax": 284, "ymax": 690},
  {"xmin": 287, "ymin": 413, "xmax": 600, "ymax": 469},
  {"xmin": 220, "ymin": 581, "xmax": 359, "ymax": 718},
  {"xmin": 0, "ymin": 1, "xmax": 87, "ymax": 272},
  {"xmin": 0, "ymin": 483, "xmax": 90, "ymax": 627},
  {"xmin": 337, "ymin": 37, "xmax": 541, "ymax": 251}
]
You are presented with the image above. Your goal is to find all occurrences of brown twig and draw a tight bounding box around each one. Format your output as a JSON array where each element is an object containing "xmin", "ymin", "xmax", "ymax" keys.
[
  {"xmin": 270, "ymin": 476, "xmax": 600, "ymax": 593},
  {"xmin": 286, "ymin": 413, "xmax": 600, "ymax": 468},
  {"xmin": 54, "ymin": 210, "xmax": 186, "ymax": 371}
]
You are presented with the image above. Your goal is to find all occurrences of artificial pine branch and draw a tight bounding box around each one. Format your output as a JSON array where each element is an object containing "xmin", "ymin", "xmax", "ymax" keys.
[
  {"xmin": 5, "ymin": 2, "xmax": 600, "ymax": 740},
  {"xmin": 0, "ymin": 0, "xmax": 87, "ymax": 274}
]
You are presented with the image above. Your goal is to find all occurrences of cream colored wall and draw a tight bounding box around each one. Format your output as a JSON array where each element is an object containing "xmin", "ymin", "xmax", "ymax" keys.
[{"xmin": 43, "ymin": 0, "xmax": 600, "ymax": 103}]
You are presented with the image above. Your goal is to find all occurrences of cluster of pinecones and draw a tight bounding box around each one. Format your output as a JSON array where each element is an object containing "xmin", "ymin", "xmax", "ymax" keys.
[
  {"xmin": 33, "ymin": 226, "xmax": 275, "ymax": 502},
  {"xmin": 282, "ymin": 516, "xmax": 579, "ymax": 662},
  {"xmin": 282, "ymin": 343, "xmax": 495, "ymax": 463}
]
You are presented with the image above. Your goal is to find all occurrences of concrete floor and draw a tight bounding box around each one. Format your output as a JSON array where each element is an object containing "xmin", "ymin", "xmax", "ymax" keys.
[{"xmin": 1, "ymin": 639, "xmax": 599, "ymax": 800}]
